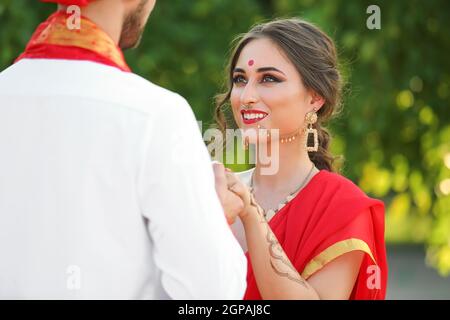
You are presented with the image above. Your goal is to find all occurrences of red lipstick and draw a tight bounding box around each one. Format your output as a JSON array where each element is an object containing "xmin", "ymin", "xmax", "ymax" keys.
[{"xmin": 240, "ymin": 109, "xmax": 268, "ymax": 125}]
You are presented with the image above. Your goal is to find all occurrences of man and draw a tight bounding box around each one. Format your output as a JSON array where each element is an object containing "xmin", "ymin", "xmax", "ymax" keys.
[{"xmin": 0, "ymin": 0, "xmax": 246, "ymax": 299}]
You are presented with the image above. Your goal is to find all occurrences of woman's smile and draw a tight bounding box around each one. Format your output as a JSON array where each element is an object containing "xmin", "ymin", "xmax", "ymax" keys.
[{"xmin": 241, "ymin": 109, "xmax": 269, "ymax": 124}]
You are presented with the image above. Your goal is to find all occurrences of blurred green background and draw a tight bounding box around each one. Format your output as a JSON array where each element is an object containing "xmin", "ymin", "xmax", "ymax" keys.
[{"xmin": 0, "ymin": 0, "xmax": 449, "ymax": 284}]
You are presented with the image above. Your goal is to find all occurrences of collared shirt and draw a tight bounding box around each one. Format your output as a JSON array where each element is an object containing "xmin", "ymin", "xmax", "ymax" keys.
[{"xmin": 0, "ymin": 59, "xmax": 247, "ymax": 299}]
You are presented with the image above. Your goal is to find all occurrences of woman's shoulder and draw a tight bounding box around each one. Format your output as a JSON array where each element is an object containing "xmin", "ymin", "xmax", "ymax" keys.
[
  {"xmin": 314, "ymin": 170, "xmax": 367, "ymax": 197},
  {"xmin": 318, "ymin": 170, "xmax": 362, "ymax": 190},
  {"xmin": 315, "ymin": 169, "xmax": 384, "ymax": 207}
]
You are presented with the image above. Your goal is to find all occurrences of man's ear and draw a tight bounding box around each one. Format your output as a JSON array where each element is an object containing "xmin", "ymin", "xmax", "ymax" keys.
[{"xmin": 309, "ymin": 90, "xmax": 325, "ymax": 112}]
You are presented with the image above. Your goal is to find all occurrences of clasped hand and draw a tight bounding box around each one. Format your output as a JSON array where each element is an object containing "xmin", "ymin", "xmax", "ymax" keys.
[{"xmin": 212, "ymin": 162, "xmax": 253, "ymax": 224}]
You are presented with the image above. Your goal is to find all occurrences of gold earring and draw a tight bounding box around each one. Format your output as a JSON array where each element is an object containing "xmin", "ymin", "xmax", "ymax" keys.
[{"xmin": 305, "ymin": 109, "xmax": 318, "ymax": 152}]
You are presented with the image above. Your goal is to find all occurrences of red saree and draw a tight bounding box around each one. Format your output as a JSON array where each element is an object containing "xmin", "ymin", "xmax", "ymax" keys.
[
  {"xmin": 16, "ymin": 10, "xmax": 130, "ymax": 72},
  {"xmin": 243, "ymin": 170, "xmax": 388, "ymax": 300}
]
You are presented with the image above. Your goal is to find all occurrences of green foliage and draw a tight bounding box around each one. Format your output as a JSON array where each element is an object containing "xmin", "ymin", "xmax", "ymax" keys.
[{"xmin": 1, "ymin": 0, "xmax": 449, "ymax": 275}]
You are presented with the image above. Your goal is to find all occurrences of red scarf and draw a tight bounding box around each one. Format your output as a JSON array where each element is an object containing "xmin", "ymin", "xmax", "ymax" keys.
[
  {"xmin": 16, "ymin": 10, "xmax": 130, "ymax": 72},
  {"xmin": 40, "ymin": 0, "xmax": 90, "ymax": 6},
  {"xmin": 244, "ymin": 170, "xmax": 388, "ymax": 300}
]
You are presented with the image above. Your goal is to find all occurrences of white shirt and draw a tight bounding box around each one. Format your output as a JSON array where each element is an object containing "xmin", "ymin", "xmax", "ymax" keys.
[{"xmin": 0, "ymin": 59, "xmax": 247, "ymax": 299}]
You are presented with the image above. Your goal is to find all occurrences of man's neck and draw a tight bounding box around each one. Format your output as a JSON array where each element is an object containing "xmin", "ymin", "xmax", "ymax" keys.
[{"xmin": 58, "ymin": 2, "xmax": 125, "ymax": 45}]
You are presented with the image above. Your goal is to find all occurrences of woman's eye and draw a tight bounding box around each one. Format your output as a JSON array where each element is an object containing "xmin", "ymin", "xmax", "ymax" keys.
[
  {"xmin": 262, "ymin": 75, "xmax": 280, "ymax": 83},
  {"xmin": 232, "ymin": 75, "xmax": 247, "ymax": 84}
]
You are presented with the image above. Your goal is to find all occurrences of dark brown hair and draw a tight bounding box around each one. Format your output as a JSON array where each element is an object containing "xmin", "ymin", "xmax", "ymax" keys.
[{"xmin": 214, "ymin": 18, "xmax": 343, "ymax": 171}]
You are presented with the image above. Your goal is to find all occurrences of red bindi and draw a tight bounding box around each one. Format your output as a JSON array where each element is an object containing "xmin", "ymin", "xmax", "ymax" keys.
[{"xmin": 248, "ymin": 59, "xmax": 254, "ymax": 66}]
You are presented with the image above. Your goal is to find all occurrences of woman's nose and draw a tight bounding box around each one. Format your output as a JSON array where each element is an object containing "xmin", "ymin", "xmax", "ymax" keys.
[{"xmin": 240, "ymin": 82, "xmax": 259, "ymax": 105}]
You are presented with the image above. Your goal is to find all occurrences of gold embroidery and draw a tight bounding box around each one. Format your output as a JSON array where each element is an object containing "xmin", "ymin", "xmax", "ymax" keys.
[{"xmin": 301, "ymin": 238, "xmax": 376, "ymax": 279}]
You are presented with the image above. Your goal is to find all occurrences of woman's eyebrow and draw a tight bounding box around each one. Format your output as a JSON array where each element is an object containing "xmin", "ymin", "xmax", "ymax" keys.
[
  {"xmin": 257, "ymin": 67, "xmax": 286, "ymax": 75},
  {"xmin": 233, "ymin": 67, "xmax": 246, "ymax": 73},
  {"xmin": 232, "ymin": 67, "xmax": 286, "ymax": 75}
]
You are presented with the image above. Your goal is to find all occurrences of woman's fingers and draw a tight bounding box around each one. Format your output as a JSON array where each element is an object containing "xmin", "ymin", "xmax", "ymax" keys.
[{"xmin": 225, "ymin": 172, "xmax": 250, "ymax": 205}]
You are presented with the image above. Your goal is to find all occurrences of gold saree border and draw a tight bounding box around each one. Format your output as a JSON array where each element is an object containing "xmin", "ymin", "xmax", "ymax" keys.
[{"xmin": 301, "ymin": 238, "xmax": 376, "ymax": 279}]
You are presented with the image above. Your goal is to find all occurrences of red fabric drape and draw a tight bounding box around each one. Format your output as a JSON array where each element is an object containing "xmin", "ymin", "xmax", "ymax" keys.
[
  {"xmin": 244, "ymin": 170, "xmax": 388, "ymax": 300},
  {"xmin": 40, "ymin": 0, "xmax": 91, "ymax": 6}
]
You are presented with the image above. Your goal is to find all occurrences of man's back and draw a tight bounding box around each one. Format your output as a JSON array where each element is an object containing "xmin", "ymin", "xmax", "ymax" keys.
[{"xmin": 0, "ymin": 59, "xmax": 246, "ymax": 299}]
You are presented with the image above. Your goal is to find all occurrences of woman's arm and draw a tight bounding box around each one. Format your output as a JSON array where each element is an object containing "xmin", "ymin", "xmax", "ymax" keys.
[
  {"xmin": 229, "ymin": 173, "xmax": 364, "ymax": 300},
  {"xmin": 241, "ymin": 203, "xmax": 320, "ymax": 299}
]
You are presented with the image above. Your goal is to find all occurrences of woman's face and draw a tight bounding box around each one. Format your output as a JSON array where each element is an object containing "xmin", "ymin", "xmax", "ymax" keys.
[{"xmin": 230, "ymin": 37, "xmax": 322, "ymax": 143}]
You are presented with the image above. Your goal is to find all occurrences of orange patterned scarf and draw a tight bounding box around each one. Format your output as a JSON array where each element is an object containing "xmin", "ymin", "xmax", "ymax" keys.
[{"xmin": 16, "ymin": 10, "xmax": 130, "ymax": 72}]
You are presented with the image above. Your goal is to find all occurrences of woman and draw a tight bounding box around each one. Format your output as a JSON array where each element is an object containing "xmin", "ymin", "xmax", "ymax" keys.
[{"xmin": 215, "ymin": 18, "xmax": 388, "ymax": 299}]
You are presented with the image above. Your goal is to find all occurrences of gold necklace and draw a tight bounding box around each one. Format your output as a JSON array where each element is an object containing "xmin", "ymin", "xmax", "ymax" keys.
[{"xmin": 249, "ymin": 163, "xmax": 316, "ymax": 220}]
